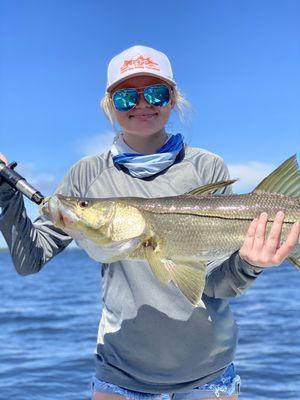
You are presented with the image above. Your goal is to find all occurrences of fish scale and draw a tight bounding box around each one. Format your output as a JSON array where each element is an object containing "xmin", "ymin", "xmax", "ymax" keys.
[
  {"xmin": 123, "ymin": 192, "xmax": 299, "ymax": 263},
  {"xmin": 125, "ymin": 192, "xmax": 300, "ymax": 223},
  {"xmin": 141, "ymin": 210, "xmax": 296, "ymax": 262}
]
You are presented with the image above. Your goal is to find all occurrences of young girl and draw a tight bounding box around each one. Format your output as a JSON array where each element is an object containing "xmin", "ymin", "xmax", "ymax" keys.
[{"xmin": 0, "ymin": 45, "xmax": 299, "ymax": 400}]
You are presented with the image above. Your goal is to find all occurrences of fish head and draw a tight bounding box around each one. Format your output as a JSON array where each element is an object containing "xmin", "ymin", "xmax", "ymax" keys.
[
  {"xmin": 40, "ymin": 194, "xmax": 116, "ymax": 244},
  {"xmin": 40, "ymin": 194, "xmax": 147, "ymax": 246}
]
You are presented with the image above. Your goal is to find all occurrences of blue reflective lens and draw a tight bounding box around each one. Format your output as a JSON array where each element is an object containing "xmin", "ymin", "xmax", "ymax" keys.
[
  {"xmin": 144, "ymin": 84, "xmax": 170, "ymax": 107},
  {"xmin": 112, "ymin": 88, "xmax": 139, "ymax": 112},
  {"xmin": 112, "ymin": 84, "xmax": 171, "ymax": 112}
]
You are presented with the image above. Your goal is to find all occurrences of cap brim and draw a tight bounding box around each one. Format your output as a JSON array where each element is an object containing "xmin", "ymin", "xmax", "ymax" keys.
[{"xmin": 106, "ymin": 72, "xmax": 176, "ymax": 92}]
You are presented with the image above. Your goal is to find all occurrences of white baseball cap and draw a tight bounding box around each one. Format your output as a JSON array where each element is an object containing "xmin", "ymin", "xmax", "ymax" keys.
[{"xmin": 106, "ymin": 45, "xmax": 176, "ymax": 92}]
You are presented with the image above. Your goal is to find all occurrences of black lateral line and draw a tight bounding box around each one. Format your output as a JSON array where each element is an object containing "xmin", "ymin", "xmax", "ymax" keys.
[{"xmin": 148, "ymin": 211, "xmax": 295, "ymax": 224}]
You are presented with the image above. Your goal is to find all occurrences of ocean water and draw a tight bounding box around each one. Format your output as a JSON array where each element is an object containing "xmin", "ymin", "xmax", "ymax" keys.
[{"xmin": 0, "ymin": 249, "xmax": 299, "ymax": 400}]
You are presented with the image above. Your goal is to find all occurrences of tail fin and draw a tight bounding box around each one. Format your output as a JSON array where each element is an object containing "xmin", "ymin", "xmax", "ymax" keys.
[
  {"xmin": 253, "ymin": 155, "xmax": 300, "ymax": 272},
  {"xmin": 288, "ymin": 255, "xmax": 300, "ymax": 271}
]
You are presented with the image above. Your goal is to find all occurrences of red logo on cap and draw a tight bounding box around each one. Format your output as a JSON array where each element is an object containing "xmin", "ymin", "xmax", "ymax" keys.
[{"xmin": 120, "ymin": 54, "xmax": 160, "ymax": 74}]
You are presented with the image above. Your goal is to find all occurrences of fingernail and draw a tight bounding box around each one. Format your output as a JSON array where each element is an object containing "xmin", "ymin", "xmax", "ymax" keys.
[{"xmin": 277, "ymin": 211, "xmax": 284, "ymax": 218}]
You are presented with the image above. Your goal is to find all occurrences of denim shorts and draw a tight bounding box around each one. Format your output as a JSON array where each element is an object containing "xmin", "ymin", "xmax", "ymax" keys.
[{"xmin": 91, "ymin": 363, "xmax": 241, "ymax": 399}]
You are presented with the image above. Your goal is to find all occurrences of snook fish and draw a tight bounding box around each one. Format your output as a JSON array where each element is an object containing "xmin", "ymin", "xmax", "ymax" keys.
[{"xmin": 40, "ymin": 155, "xmax": 300, "ymax": 306}]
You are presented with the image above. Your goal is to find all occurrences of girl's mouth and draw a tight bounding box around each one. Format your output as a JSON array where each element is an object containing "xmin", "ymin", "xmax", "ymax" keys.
[{"xmin": 129, "ymin": 113, "xmax": 158, "ymax": 119}]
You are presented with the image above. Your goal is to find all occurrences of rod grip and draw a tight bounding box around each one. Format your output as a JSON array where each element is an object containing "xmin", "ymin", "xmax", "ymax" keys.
[{"xmin": 0, "ymin": 160, "xmax": 45, "ymax": 204}]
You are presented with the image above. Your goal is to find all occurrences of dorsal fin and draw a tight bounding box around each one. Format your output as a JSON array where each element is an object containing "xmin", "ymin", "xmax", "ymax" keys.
[
  {"xmin": 253, "ymin": 155, "xmax": 300, "ymax": 197},
  {"xmin": 185, "ymin": 180, "xmax": 237, "ymax": 196}
]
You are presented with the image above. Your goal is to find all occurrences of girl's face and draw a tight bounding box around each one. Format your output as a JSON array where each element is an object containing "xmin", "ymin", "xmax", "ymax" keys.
[{"xmin": 110, "ymin": 75, "xmax": 175, "ymax": 138}]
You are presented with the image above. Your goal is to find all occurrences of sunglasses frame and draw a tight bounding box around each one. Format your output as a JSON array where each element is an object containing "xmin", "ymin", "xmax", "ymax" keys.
[{"xmin": 111, "ymin": 83, "xmax": 173, "ymax": 112}]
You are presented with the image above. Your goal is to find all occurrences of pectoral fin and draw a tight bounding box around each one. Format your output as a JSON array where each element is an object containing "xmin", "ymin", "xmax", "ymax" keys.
[
  {"xmin": 144, "ymin": 244, "xmax": 171, "ymax": 284},
  {"xmin": 144, "ymin": 244, "xmax": 206, "ymax": 306}
]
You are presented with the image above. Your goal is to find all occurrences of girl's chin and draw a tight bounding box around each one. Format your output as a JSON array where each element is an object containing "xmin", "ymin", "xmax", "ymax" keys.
[
  {"xmin": 126, "ymin": 121, "xmax": 164, "ymax": 134},
  {"xmin": 126, "ymin": 127, "xmax": 164, "ymax": 136},
  {"xmin": 129, "ymin": 119, "xmax": 160, "ymax": 128}
]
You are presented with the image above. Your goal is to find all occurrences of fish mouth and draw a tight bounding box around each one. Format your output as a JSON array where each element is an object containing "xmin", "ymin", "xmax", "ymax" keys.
[
  {"xmin": 40, "ymin": 195, "xmax": 79, "ymax": 228},
  {"xmin": 58, "ymin": 209, "xmax": 66, "ymax": 227},
  {"xmin": 57, "ymin": 204, "xmax": 79, "ymax": 228},
  {"xmin": 39, "ymin": 197, "xmax": 51, "ymax": 217}
]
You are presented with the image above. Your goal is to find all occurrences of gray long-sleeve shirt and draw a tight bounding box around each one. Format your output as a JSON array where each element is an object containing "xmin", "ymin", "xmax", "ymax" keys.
[{"xmin": 0, "ymin": 146, "xmax": 262, "ymax": 393}]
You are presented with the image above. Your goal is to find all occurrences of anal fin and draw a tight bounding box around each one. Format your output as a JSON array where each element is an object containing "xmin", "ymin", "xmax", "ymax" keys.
[
  {"xmin": 144, "ymin": 243, "xmax": 206, "ymax": 306},
  {"xmin": 164, "ymin": 259, "xmax": 206, "ymax": 307}
]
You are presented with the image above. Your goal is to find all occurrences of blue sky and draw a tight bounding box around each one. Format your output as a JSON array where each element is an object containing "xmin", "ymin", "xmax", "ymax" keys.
[{"xmin": 0, "ymin": 0, "xmax": 299, "ymax": 247}]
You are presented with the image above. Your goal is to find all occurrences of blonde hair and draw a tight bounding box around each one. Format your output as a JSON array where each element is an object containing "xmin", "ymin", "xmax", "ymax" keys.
[{"xmin": 100, "ymin": 86, "xmax": 191, "ymax": 127}]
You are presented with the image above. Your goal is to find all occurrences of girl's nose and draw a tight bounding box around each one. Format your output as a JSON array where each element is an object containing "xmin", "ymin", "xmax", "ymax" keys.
[{"xmin": 135, "ymin": 93, "xmax": 151, "ymax": 108}]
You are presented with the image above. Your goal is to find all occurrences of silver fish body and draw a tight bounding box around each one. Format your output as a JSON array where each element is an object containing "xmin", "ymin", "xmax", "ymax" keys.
[
  {"xmin": 40, "ymin": 155, "xmax": 300, "ymax": 305},
  {"xmin": 126, "ymin": 192, "xmax": 299, "ymax": 262}
]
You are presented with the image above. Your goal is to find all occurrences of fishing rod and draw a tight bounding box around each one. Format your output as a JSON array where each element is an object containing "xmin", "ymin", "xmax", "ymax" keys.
[{"xmin": 0, "ymin": 160, "xmax": 45, "ymax": 205}]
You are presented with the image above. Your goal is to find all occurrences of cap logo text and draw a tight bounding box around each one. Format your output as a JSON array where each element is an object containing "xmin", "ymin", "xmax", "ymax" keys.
[{"xmin": 120, "ymin": 54, "xmax": 160, "ymax": 74}]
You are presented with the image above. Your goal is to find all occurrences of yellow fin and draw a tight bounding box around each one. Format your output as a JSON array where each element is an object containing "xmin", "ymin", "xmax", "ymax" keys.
[
  {"xmin": 144, "ymin": 242, "xmax": 206, "ymax": 306},
  {"xmin": 164, "ymin": 259, "xmax": 207, "ymax": 307},
  {"xmin": 144, "ymin": 244, "xmax": 171, "ymax": 284},
  {"xmin": 186, "ymin": 180, "xmax": 237, "ymax": 196},
  {"xmin": 253, "ymin": 155, "xmax": 300, "ymax": 197}
]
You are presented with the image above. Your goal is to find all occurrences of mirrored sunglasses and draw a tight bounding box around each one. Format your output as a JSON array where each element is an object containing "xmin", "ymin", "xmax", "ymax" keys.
[{"xmin": 112, "ymin": 83, "xmax": 172, "ymax": 112}]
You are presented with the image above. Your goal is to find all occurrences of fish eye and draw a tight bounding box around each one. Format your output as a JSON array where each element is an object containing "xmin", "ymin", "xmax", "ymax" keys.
[{"xmin": 78, "ymin": 200, "xmax": 89, "ymax": 208}]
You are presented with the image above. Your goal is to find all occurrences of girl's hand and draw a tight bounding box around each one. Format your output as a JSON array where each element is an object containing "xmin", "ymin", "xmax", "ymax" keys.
[
  {"xmin": 239, "ymin": 211, "xmax": 300, "ymax": 268},
  {"xmin": 0, "ymin": 153, "xmax": 9, "ymax": 165},
  {"xmin": 0, "ymin": 154, "xmax": 9, "ymax": 185}
]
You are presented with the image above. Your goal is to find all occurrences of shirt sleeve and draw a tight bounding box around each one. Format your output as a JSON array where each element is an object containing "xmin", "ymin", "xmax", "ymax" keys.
[
  {"xmin": 204, "ymin": 251, "xmax": 263, "ymax": 298},
  {"xmin": 203, "ymin": 156, "xmax": 263, "ymax": 298},
  {"xmin": 0, "ymin": 164, "xmax": 81, "ymax": 276}
]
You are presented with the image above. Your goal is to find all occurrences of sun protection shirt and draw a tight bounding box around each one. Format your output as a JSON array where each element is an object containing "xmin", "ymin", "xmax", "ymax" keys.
[{"xmin": 0, "ymin": 145, "xmax": 263, "ymax": 393}]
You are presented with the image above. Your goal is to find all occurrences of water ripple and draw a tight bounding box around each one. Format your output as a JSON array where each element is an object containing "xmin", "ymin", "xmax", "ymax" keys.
[{"xmin": 1, "ymin": 250, "xmax": 300, "ymax": 399}]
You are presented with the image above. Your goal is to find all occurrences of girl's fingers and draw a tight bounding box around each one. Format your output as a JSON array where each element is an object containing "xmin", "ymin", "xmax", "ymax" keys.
[
  {"xmin": 240, "ymin": 212, "xmax": 299, "ymax": 268},
  {"xmin": 241, "ymin": 217, "xmax": 259, "ymax": 252},
  {"xmin": 0, "ymin": 153, "xmax": 8, "ymax": 165},
  {"xmin": 252, "ymin": 212, "xmax": 268, "ymax": 251},
  {"xmin": 273, "ymin": 221, "xmax": 300, "ymax": 264},
  {"xmin": 264, "ymin": 211, "xmax": 285, "ymax": 255}
]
